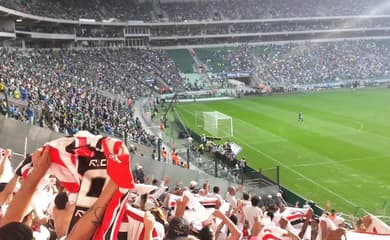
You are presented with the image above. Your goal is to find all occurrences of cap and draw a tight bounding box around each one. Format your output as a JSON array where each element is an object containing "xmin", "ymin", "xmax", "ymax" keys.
[
  {"xmin": 190, "ymin": 181, "xmax": 197, "ymax": 187},
  {"xmin": 137, "ymin": 165, "xmax": 143, "ymax": 170},
  {"xmin": 166, "ymin": 217, "xmax": 189, "ymax": 240}
]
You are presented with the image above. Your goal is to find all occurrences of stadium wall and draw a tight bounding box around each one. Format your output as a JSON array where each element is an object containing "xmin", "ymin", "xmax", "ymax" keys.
[{"xmin": 0, "ymin": 116, "xmax": 64, "ymax": 167}]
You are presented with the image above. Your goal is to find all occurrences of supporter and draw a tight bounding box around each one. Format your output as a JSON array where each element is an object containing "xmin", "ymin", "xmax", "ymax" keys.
[
  {"xmin": 317, "ymin": 212, "xmax": 346, "ymax": 240},
  {"xmin": 152, "ymin": 149, "xmax": 157, "ymax": 161},
  {"xmin": 353, "ymin": 218, "xmax": 367, "ymax": 232},
  {"xmin": 165, "ymin": 217, "xmax": 192, "ymax": 240},
  {"xmin": 328, "ymin": 209, "xmax": 345, "ymax": 227},
  {"xmin": 134, "ymin": 165, "xmax": 145, "ymax": 184},
  {"xmin": 310, "ymin": 217, "xmax": 320, "ymax": 240},
  {"xmin": 209, "ymin": 186, "xmax": 223, "ymax": 203},
  {"xmin": 197, "ymin": 225, "xmax": 214, "ymax": 240},
  {"xmin": 31, "ymin": 215, "xmax": 51, "ymax": 240},
  {"xmin": 143, "ymin": 210, "xmax": 157, "ymax": 240},
  {"xmin": 161, "ymin": 147, "xmax": 168, "ymax": 162},
  {"xmin": 264, "ymin": 194, "xmax": 276, "ymax": 210},
  {"xmin": 0, "ymin": 221, "xmax": 33, "ymax": 240},
  {"xmin": 187, "ymin": 180, "xmax": 198, "ymax": 192},
  {"xmin": 274, "ymin": 192, "xmax": 285, "ymax": 207},
  {"xmin": 149, "ymin": 207, "xmax": 168, "ymax": 239},
  {"xmin": 240, "ymin": 192, "xmax": 251, "ymax": 208},
  {"xmin": 243, "ymin": 195, "xmax": 263, "ymax": 229},
  {"xmin": 52, "ymin": 192, "xmax": 75, "ymax": 239},
  {"xmin": 225, "ymin": 186, "xmax": 237, "ymax": 209}
]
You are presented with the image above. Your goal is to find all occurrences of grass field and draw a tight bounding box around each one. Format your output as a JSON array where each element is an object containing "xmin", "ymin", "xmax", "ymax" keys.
[{"xmin": 175, "ymin": 88, "xmax": 390, "ymax": 217}]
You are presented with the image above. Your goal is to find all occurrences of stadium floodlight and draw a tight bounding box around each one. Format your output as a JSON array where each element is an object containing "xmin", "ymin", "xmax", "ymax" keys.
[{"xmin": 202, "ymin": 111, "xmax": 233, "ymax": 138}]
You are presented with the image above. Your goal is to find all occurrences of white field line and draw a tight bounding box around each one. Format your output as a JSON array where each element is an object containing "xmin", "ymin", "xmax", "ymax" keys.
[{"xmin": 290, "ymin": 155, "xmax": 388, "ymax": 168}]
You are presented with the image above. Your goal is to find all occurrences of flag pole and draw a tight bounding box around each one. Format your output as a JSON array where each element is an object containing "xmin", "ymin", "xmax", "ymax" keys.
[{"xmin": 24, "ymin": 137, "xmax": 28, "ymax": 156}]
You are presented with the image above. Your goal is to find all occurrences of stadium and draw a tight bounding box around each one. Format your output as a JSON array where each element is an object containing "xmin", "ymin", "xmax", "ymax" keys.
[{"xmin": 0, "ymin": 0, "xmax": 389, "ymax": 239}]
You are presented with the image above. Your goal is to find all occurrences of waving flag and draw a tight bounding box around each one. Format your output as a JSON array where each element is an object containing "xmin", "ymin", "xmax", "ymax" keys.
[
  {"xmin": 256, "ymin": 225, "xmax": 288, "ymax": 240},
  {"xmin": 118, "ymin": 204, "xmax": 159, "ymax": 240},
  {"xmin": 21, "ymin": 131, "xmax": 134, "ymax": 240}
]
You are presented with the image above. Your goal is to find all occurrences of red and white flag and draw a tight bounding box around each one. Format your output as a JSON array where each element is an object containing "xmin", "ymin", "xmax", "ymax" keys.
[{"xmin": 23, "ymin": 131, "xmax": 135, "ymax": 240}]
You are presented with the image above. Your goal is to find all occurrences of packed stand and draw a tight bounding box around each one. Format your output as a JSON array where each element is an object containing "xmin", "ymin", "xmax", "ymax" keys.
[
  {"xmin": 158, "ymin": 2, "xmax": 221, "ymax": 22},
  {"xmin": 150, "ymin": 18, "xmax": 390, "ymax": 38},
  {"xmin": 143, "ymin": 49, "xmax": 184, "ymax": 92},
  {"xmin": 1, "ymin": 0, "xmax": 390, "ymax": 22},
  {"xmin": 197, "ymin": 40, "xmax": 390, "ymax": 86},
  {"xmin": 252, "ymin": 40, "xmax": 390, "ymax": 85},
  {"xmin": 228, "ymin": 20, "xmax": 390, "ymax": 34},
  {"xmin": 0, "ymin": 47, "xmax": 184, "ymax": 142},
  {"xmin": 0, "ymin": 0, "xmax": 153, "ymax": 22},
  {"xmin": 0, "ymin": 143, "xmax": 389, "ymax": 240},
  {"xmin": 159, "ymin": 0, "xmax": 390, "ymax": 22},
  {"xmin": 197, "ymin": 47, "xmax": 254, "ymax": 74}
]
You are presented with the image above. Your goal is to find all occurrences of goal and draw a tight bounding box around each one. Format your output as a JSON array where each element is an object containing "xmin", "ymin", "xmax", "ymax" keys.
[{"xmin": 202, "ymin": 111, "xmax": 233, "ymax": 138}]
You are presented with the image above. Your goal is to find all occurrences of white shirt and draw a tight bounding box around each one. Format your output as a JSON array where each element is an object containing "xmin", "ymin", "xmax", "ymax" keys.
[
  {"xmin": 317, "ymin": 214, "xmax": 337, "ymax": 240},
  {"xmin": 208, "ymin": 192, "xmax": 224, "ymax": 203},
  {"xmin": 154, "ymin": 221, "xmax": 165, "ymax": 240},
  {"xmin": 225, "ymin": 193, "xmax": 237, "ymax": 209},
  {"xmin": 331, "ymin": 215, "xmax": 345, "ymax": 227},
  {"xmin": 33, "ymin": 225, "xmax": 50, "ymax": 240},
  {"xmin": 244, "ymin": 205, "xmax": 263, "ymax": 229}
]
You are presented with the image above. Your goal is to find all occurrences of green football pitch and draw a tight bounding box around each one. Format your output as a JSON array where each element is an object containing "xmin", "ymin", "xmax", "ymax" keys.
[{"xmin": 175, "ymin": 88, "xmax": 390, "ymax": 217}]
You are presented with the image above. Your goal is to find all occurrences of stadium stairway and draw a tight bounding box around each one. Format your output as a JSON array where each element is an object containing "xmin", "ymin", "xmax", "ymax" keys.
[{"xmin": 133, "ymin": 97, "xmax": 205, "ymax": 172}]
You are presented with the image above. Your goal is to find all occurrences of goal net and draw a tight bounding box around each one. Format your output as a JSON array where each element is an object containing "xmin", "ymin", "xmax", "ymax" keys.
[{"xmin": 202, "ymin": 111, "xmax": 233, "ymax": 138}]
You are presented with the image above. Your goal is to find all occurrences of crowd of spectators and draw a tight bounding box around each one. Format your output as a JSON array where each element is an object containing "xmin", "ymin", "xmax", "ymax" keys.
[
  {"xmin": 253, "ymin": 40, "xmax": 390, "ymax": 85},
  {"xmin": 197, "ymin": 40, "xmax": 390, "ymax": 86},
  {"xmin": 76, "ymin": 28, "xmax": 124, "ymax": 38},
  {"xmin": 159, "ymin": 2, "xmax": 222, "ymax": 22},
  {"xmin": 194, "ymin": 137, "xmax": 246, "ymax": 183},
  {"xmin": 0, "ymin": 47, "xmax": 184, "ymax": 142},
  {"xmin": 228, "ymin": 19, "xmax": 390, "ymax": 34},
  {"xmin": 0, "ymin": 145, "xmax": 388, "ymax": 240},
  {"xmin": 148, "ymin": 18, "xmax": 390, "ymax": 38},
  {"xmin": 0, "ymin": 0, "xmax": 154, "ymax": 22},
  {"xmin": 159, "ymin": 0, "xmax": 390, "ymax": 22},
  {"xmin": 197, "ymin": 47, "xmax": 254, "ymax": 73},
  {"xmin": 1, "ymin": 0, "xmax": 390, "ymax": 22}
]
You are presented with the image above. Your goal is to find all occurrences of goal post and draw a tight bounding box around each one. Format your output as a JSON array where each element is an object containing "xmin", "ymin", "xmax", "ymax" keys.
[{"xmin": 202, "ymin": 111, "xmax": 233, "ymax": 138}]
